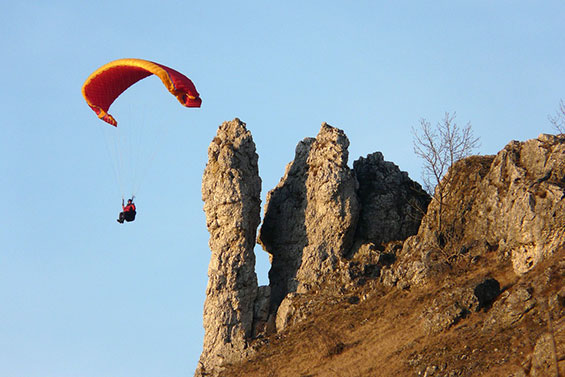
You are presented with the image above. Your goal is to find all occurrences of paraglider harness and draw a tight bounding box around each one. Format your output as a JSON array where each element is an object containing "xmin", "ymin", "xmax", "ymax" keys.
[{"xmin": 118, "ymin": 197, "xmax": 136, "ymax": 223}]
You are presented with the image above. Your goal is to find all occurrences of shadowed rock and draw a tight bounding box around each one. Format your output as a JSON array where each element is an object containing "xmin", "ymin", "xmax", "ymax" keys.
[
  {"xmin": 474, "ymin": 278, "xmax": 501, "ymax": 310},
  {"xmin": 353, "ymin": 151, "xmax": 430, "ymax": 247}
]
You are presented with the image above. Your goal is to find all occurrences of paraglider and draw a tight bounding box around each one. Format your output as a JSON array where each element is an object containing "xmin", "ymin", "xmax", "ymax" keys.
[
  {"xmin": 82, "ymin": 58, "xmax": 201, "ymax": 126},
  {"xmin": 82, "ymin": 59, "xmax": 201, "ymax": 223},
  {"xmin": 117, "ymin": 198, "xmax": 136, "ymax": 224}
]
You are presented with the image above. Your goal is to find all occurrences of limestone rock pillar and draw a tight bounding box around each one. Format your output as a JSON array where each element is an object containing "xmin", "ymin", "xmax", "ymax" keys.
[{"xmin": 196, "ymin": 119, "xmax": 261, "ymax": 376}]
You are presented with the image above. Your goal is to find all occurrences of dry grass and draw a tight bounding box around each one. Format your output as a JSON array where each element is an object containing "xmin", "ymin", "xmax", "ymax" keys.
[{"xmin": 223, "ymin": 249, "xmax": 565, "ymax": 377}]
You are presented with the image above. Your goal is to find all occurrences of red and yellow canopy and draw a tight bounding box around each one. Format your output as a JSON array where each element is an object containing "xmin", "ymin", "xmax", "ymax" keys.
[{"xmin": 82, "ymin": 58, "xmax": 201, "ymax": 126}]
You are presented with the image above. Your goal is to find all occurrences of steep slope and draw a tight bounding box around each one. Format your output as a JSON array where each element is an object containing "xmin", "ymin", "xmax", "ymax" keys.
[{"xmin": 224, "ymin": 248, "xmax": 565, "ymax": 376}]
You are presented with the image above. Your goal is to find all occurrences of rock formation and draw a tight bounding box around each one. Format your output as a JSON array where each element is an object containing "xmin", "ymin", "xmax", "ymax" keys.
[
  {"xmin": 196, "ymin": 117, "xmax": 565, "ymax": 376},
  {"xmin": 386, "ymin": 134, "xmax": 565, "ymax": 289},
  {"xmin": 196, "ymin": 119, "xmax": 262, "ymax": 377},
  {"xmin": 479, "ymin": 134, "xmax": 565, "ymax": 275},
  {"xmin": 258, "ymin": 123, "xmax": 360, "ymax": 309},
  {"xmin": 353, "ymin": 152, "xmax": 430, "ymax": 247}
]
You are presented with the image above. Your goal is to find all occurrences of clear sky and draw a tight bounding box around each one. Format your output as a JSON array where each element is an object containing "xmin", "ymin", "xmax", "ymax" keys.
[{"xmin": 1, "ymin": 1, "xmax": 564, "ymax": 376}]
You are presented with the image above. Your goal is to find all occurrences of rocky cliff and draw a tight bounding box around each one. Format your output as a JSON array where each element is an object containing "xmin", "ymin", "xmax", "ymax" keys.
[{"xmin": 197, "ymin": 120, "xmax": 565, "ymax": 377}]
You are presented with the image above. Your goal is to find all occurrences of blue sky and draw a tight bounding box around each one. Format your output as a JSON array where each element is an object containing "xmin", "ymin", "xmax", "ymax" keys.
[{"xmin": 1, "ymin": 1, "xmax": 564, "ymax": 376}]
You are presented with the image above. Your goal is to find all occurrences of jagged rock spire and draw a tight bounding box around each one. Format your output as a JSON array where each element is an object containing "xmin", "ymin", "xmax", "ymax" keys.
[
  {"xmin": 196, "ymin": 119, "xmax": 261, "ymax": 377},
  {"xmin": 259, "ymin": 123, "xmax": 360, "ymax": 309}
]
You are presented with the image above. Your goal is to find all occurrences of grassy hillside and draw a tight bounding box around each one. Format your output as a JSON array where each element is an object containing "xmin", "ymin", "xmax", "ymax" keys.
[{"xmin": 224, "ymin": 248, "xmax": 565, "ymax": 377}]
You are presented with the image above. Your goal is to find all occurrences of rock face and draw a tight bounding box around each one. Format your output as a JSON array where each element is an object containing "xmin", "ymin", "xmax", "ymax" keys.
[
  {"xmin": 480, "ymin": 134, "xmax": 565, "ymax": 275},
  {"xmin": 258, "ymin": 123, "xmax": 360, "ymax": 309},
  {"xmin": 196, "ymin": 119, "xmax": 262, "ymax": 377},
  {"xmin": 530, "ymin": 326, "xmax": 565, "ymax": 377},
  {"xmin": 353, "ymin": 151, "xmax": 430, "ymax": 246},
  {"xmin": 388, "ymin": 134, "xmax": 565, "ymax": 288}
]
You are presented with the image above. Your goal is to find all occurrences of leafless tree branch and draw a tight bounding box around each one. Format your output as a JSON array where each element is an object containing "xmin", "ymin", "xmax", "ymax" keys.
[
  {"xmin": 549, "ymin": 99, "xmax": 565, "ymax": 134},
  {"xmin": 412, "ymin": 112, "xmax": 480, "ymax": 236}
]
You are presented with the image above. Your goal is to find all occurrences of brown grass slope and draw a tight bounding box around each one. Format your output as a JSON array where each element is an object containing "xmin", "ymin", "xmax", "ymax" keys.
[{"xmin": 224, "ymin": 247, "xmax": 565, "ymax": 377}]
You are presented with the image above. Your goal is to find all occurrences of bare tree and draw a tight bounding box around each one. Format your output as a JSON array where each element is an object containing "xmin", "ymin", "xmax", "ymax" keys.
[
  {"xmin": 549, "ymin": 99, "xmax": 565, "ymax": 134},
  {"xmin": 412, "ymin": 112, "xmax": 480, "ymax": 236}
]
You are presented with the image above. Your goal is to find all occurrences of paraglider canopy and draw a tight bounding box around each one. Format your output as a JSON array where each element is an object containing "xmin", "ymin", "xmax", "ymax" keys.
[{"xmin": 82, "ymin": 58, "xmax": 201, "ymax": 126}]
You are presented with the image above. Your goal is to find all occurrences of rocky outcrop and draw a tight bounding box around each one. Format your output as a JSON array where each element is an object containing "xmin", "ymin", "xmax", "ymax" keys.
[
  {"xmin": 196, "ymin": 119, "xmax": 262, "ymax": 377},
  {"xmin": 482, "ymin": 284, "xmax": 536, "ymax": 332},
  {"xmin": 530, "ymin": 315, "xmax": 565, "ymax": 376},
  {"xmin": 258, "ymin": 123, "xmax": 360, "ymax": 309},
  {"xmin": 256, "ymin": 123, "xmax": 433, "ymax": 329},
  {"xmin": 480, "ymin": 134, "xmax": 565, "ymax": 275},
  {"xmin": 353, "ymin": 152, "xmax": 430, "ymax": 247},
  {"xmin": 195, "ymin": 122, "xmax": 565, "ymax": 376},
  {"xmin": 421, "ymin": 277, "xmax": 501, "ymax": 334},
  {"xmin": 386, "ymin": 134, "xmax": 565, "ymax": 288}
]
